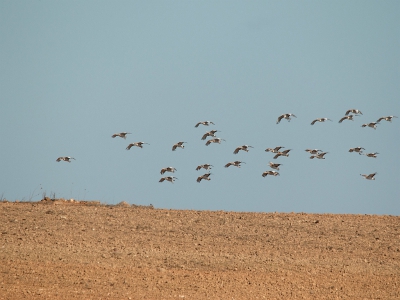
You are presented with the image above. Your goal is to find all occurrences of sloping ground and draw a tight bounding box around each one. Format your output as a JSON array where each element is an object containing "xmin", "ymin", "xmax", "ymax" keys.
[{"xmin": 0, "ymin": 200, "xmax": 399, "ymax": 299}]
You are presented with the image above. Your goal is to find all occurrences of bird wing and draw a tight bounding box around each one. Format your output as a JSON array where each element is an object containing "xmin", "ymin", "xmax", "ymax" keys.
[
  {"xmin": 111, "ymin": 134, "xmax": 118, "ymax": 138},
  {"xmin": 160, "ymin": 169, "xmax": 166, "ymax": 175},
  {"xmin": 195, "ymin": 122, "xmax": 201, "ymax": 127},
  {"xmin": 276, "ymin": 115, "xmax": 284, "ymax": 124},
  {"xmin": 339, "ymin": 116, "xmax": 346, "ymax": 123},
  {"xmin": 172, "ymin": 144, "xmax": 177, "ymax": 151},
  {"xmin": 159, "ymin": 178, "xmax": 165, "ymax": 182},
  {"xmin": 233, "ymin": 147, "xmax": 240, "ymax": 154},
  {"xmin": 311, "ymin": 119, "xmax": 317, "ymax": 125},
  {"xmin": 126, "ymin": 144, "xmax": 133, "ymax": 150},
  {"xmin": 196, "ymin": 177, "xmax": 202, "ymax": 182},
  {"xmin": 201, "ymin": 133, "xmax": 209, "ymax": 140},
  {"xmin": 273, "ymin": 153, "xmax": 280, "ymax": 159},
  {"xmin": 376, "ymin": 117, "xmax": 385, "ymax": 123},
  {"xmin": 224, "ymin": 163, "xmax": 231, "ymax": 168},
  {"xmin": 345, "ymin": 109, "xmax": 352, "ymax": 115}
]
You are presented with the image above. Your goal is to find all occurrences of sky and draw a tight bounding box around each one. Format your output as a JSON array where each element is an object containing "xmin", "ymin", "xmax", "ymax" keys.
[{"xmin": 1, "ymin": 1, "xmax": 399, "ymax": 215}]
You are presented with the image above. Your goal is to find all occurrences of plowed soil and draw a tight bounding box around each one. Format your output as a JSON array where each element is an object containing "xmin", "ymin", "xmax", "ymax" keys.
[{"xmin": 1, "ymin": 199, "xmax": 399, "ymax": 299}]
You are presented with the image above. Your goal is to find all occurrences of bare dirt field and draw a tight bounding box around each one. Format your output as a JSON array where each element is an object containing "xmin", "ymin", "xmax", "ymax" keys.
[{"xmin": 1, "ymin": 199, "xmax": 399, "ymax": 299}]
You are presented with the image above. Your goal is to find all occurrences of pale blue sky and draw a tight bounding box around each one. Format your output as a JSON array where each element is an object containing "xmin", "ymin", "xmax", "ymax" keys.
[{"xmin": 1, "ymin": 1, "xmax": 399, "ymax": 214}]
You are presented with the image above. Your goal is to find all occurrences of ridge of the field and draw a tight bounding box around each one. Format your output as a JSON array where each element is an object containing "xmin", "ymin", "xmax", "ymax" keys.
[{"xmin": 1, "ymin": 199, "xmax": 399, "ymax": 299}]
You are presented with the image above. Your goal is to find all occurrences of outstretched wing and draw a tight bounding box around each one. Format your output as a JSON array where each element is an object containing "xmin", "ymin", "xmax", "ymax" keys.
[
  {"xmin": 233, "ymin": 147, "xmax": 240, "ymax": 154},
  {"xmin": 311, "ymin": 119, "xmax": 317, "ymax": 125},
  {"xmin": 201, "ymin": 133, "xmax": 209, "ymax": 140},
  {"xmin": 276, "ymin": 115, "xmax": 284, "ymax": 124}
]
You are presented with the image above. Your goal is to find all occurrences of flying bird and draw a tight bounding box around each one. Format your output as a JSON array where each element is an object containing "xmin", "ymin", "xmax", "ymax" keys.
[
  {"xmin": 160, "ymin": 167, "xmax": 177, "ymax": 175},
  {"xmin": 305, "ymin": 149, "xmax": 322, "ymax": 154},
  {"xmin": 311, "ymin": 118, "xmax": 332, "ymax": 125},
  {"xmin": 360, "ymin": 152, "xmax": 379, "ymax": 158},
  {"xmin": 233, "ymin": 145, "xmax": 254, "ymax": 154},
  {"xmin": 276, "ymin": 113, "xmax": 297, "ymax": 124},
  {"xmin": 310, "ymin": 152, "xmax": 328, "ymax": 159},
  {"xmin": 376, "ymin": 116, "xmax": 398, "ymax": 123},
  {"xmin": 345, "ymin": 109, "xmax": 363, "ymax": 115},
  {"xmin": 56, "ymin": 156, "xmax": 75, "ymax": 163},
  {"xmin": 349, "ymin": 147, "xmax": 365, "ymax": 153},
  {"xmin": 339, "ymin": 115, "xmax": 357, "ymax": 123},
  {"xmin": 196, "ymin": 164, "xmax": 213, "ymax": 171},
  {"xmin": 361, "ymin": 122, "xmax": 378, "ymax": 130},
  {"xmin": 172, "ymin": 141, "xmax": 187, "ymax": 151},
  {"xmin": 265, "ymin": 146, "xmax": 284, "ymax": 153},
  {"xmin": 195, "ymin": 121, "xmax": 215, "ymax": 127},
  {"xmin": 269, "ymin": 162, "xmax": 282, "ymax": 170},
  {"xmin": 273, "ymin": 149, "xmax": 291, "ymax": 159},
  {"xmin": 205, "ymin": 138, "xmax": 225, "ymax": 146},
  {"xmin": 126, "ymin": 142, "xmax": 150, "ymax": 150},
  {"xmin": 224, "ymin": 161, "xmax": 245, "ymax": 168},
  {"xmin": 360, "ymin": 172, "xmax": 377, "ymax": 180},
  {"xmin": 201, "ymin": 130, "xmax": 219, "ymax": 140},
  {"xmin": 159, "ymin": 176, "xmax": 178, "ymax": 183},
  {"xmin": 111, "ymin": 132, "xmax": 131, "ymax": 139},
  {"xmin": 197, "ymin": 173, "xmax": 212, "ymax": 183},
  {"xmin": 262, "ymin": 170, "xmax": 280, "ymax": 177}
]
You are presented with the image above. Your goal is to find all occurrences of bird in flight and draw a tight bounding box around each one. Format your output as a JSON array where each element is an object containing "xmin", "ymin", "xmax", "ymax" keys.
[
  {"xmin": 160, "ymin": 167, "xmax": 177, "ymax": 175},
  {"xmin": 269, "ymin": 162, "xmax": 282, "ymax": 170},
  {"xmin": 311, "ymin": 118, "xmax": 332, "ymax": 125},
  {"xmin": 126, "ymin": 142, "xmax": 150, "ymax": 150},
  {"xmin": 360, "ymin": 172, "xmax": 377, "ymax": 180},
  {"xmin": 233, "ymin": 145, "xmax": 254, "ymax": 154},
  {"xmin": 349, "ymin": 147, "xmax": 365, "ymax": 153},
  {"xmin": 111, "ymin": 132, "xmax": 131, "ymax": 139},
  {"xmin": 172, "ymin": 141, "xmax": 187, "ymax": 151},
  {"xmin": 224, "ymin": 161, "xmax": 245, "ymax": 168},
  {"xmin": 345, "ymin": 109, "xmax": 363, "ymax": 115},
  {"xmin": 310, "ymin": 152, "xmax": 328, "ymax": 159},
  {"xmin": 376, "ymin": 116, "xmax": 397, "ymax": 123},
  {"xmin": 339, "ymin": 115, "xmax": 358, "ymax": 123},
  {"xmin": 197, "ymin": 173, "xmax": 212, "ymax": 183},
  {"xmin": 159, "ymin": 176, "xmax": 178, "ymax": 183},
  {"xmin": 265, "ymin": 146, "xmax": 284, "ymax": 153},
  {"xmin": 201, "ymin": 130, "xmax": 219, "ymax": 140},
  {"xmin": 273, "ymin": 149, "xmax": 291, "ymax": 159},
  {"xmin": 276, "ymin": 113, "xmax": 297, "ymax": 124},
  {"xmin": 56, "ymin": 156, "xmax": 75, "ymax": 163},
  {"xmin": 195, "ymin": 121, "xmax": 215, "ymax": 127},
  {"xmin": 361, "ymin": 122, "xmax": 378, "ymax": 130},
  {"xmin": 262, "ymin": 170, "xmax": 280, "ymax": 177},
  {"xmin": 196, "ymin": 164, "xmax": 213, "ymax": 171},
  {"xmin": 205, "ymin": 138, "xmax": 225, "ymax": 146}
]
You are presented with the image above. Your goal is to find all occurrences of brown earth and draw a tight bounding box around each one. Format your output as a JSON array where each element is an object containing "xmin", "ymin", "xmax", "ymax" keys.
[{"xmin": 0, "ymin": 199, "xmax": 399, "ymax": 299}]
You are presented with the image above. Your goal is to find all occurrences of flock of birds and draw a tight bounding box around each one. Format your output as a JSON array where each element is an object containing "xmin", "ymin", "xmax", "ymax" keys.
[{"xmin": 56, "ymin": 109, "xmax": 397, "ymax": 183}]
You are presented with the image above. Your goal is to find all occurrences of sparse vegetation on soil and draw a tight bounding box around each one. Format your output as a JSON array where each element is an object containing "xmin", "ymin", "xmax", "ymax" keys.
[{"xmin": 1, "ymin": 199, "xmax": 399, "ymax": 299}]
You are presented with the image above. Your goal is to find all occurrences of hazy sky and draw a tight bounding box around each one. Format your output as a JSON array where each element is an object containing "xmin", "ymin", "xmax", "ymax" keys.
[{"xmin": 1, "ymin": 1, "xmax": 399, "ymax": 215}]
